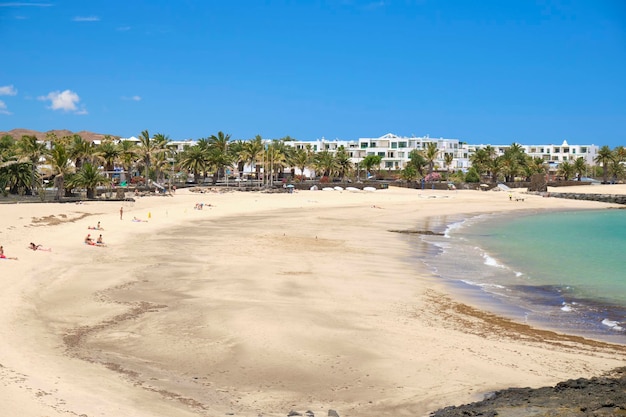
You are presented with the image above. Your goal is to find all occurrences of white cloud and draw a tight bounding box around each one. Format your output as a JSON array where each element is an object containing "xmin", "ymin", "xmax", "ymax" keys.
[
  {"xmin": 0, "ymin": 85, "xmax": 17, "ymax": 96},
  {"xmin": 72, "ymin": 15, "xmax": 100, "ymax": 22},
  {"xmin": 0, "ymin": 100, "xmax": 11, "ymax": 115},
  {"xmin": 122, "ymin": 95, "xmax": 141, "ymax": 101},
  {"xmin": 38, "ymin": 89, "xmax": 87, "ymax": 114},
  {"xmin": 0, "ymin": 2, "xmax": 52, "ymax": 6}
]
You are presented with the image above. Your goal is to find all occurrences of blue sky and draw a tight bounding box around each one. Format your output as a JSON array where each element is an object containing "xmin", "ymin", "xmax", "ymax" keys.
[{"xmin": 1, "ymin": 1, "xmax": 624, "ymax": 147}]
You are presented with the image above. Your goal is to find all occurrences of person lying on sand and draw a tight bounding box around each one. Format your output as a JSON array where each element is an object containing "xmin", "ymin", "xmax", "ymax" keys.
[
  {"xmin": 88, "ymin": 221, "xmax": 104, "ymax": 230},
  {"xmin": 28, "ymin": 242, "xmax": 52, "ymax": 252},
  {"xmin": 132, "ymin": 217, "xmax": 148, "ymax": 222},
  {"xmin": 0, "ymin": 245, "xmax": 18, "ymax": 260}
]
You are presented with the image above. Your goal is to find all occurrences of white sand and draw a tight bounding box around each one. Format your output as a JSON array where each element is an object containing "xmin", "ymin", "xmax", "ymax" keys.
[{"xmin": 1, "ymin": 185, "xmax": 625, "ymax": 417}]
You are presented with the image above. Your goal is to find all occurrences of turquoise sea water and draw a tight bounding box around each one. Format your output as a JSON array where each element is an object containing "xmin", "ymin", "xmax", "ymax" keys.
[{"xmin": 419, "ymin": 209, "xmax": 626, "ymax": 344}]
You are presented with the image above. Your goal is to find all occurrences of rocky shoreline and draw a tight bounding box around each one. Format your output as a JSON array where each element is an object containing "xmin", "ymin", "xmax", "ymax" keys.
[{"xmin": 429, "ymin": 367, "xmax": 626, "ymax": 417}]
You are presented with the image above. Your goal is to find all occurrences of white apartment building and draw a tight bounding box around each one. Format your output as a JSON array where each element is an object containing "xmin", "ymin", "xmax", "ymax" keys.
[
  {"xmin": 122, "ymin": 134, "xmax": 600, "ymax": 175},
  {"xmin": 469, "ymin": 140, "xmax": 599, "ymax": 173},
  {"xmin": 289, "ymin": 133, "xmax": 469, "ymax": 172},
  {"xmin": 289, "ymin": 135, "xmax": 599, "ymax": 173}
]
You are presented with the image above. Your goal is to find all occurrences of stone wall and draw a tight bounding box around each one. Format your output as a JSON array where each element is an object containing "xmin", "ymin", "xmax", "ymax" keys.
[{"xmin": 546, "ymin": 192, "xmax": 626, "ymax": 205}]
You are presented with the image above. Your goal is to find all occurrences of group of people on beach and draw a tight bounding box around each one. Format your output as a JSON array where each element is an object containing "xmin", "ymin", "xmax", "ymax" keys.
[{"xmin": 85, "ymin": 232, "xmax": 106, "ymax": 247}]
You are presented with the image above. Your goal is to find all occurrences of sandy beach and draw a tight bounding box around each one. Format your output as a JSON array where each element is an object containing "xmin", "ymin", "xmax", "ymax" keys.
[{"xmin": 1, "ymin": 185, "xmax": 625, "ymax": 417}]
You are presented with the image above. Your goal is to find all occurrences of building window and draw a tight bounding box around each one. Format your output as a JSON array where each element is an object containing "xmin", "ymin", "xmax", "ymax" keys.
[
  {"xmin": 385, "ymin": 161, "xmax": 393, "ymax": 168},
  {"xmin": 361, "ymin": 143, "xmax": 368, "ymax": 149},
  {"xmin": 391, "ymin": 142, "xmax": 398, "ymax": 149},
  {"xmin": 387, "ymin": 151, "xmax": 394, "ymax": 158},
  {"xmin": 370, "ymin": 142, "xmax": 377, "ymax": 147},
  {"xmin": 399, "ymin": 141, "xmax": 407, "ymax": 148},
  {"xmin": 378, "ymin": 152, "xmax": 385, "ymax": 157}
]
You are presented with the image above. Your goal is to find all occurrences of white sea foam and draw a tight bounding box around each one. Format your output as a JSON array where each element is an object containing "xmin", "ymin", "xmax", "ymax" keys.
[
  {"xmin": 460, "ymin": 280, "xmax": 505, "ymax": 290},
  {"xmin": 560, "ymin": 303, "xmax": 573, "ymax": 312},
  {"xmin": 601, "ymin": 319, "xmax": 624, "ymax": 332},
  {"xmin": 482, "ymin": 252, "xmax": 504, "ymax": 268},
  {"xmin": 443, "ymin": 218, "xmax": 468, "ymax": 238}
]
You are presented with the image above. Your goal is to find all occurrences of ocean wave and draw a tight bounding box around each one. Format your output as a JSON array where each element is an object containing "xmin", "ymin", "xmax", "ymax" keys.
[
  {"xmin": 460, "ymin": 279, "xmax": 505, "ymax": 290},
  {"xmin": 601, "ymin": 318, "xmax": 624, "ymax": 332},
  {"xmin": 482, "ymin": 252, "xmax": 505, "ymax": 268},
  {"xmin": 443, "ymin": 219, "xmax": 469, "ymax": 238}
]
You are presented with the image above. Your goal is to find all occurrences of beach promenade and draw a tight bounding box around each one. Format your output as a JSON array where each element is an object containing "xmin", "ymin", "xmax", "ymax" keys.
[{"xmin": 0, "ymin": 185, "xmax": 625, "ymax": 417}]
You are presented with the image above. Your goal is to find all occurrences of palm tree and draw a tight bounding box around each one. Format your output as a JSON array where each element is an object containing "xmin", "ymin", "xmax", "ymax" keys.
[
  {"xmin": 313, "ymin": 150, "xmax": 337, "ymax": 180},
  {"xmin": 151, "ymin": 133, "xmax": 171, "ymax": 183},
  {"xmin": 0, "ymin": 160, "xmax": 34, "ymax": 195},
  {"xmin": 207, "ymin": 131, "xmax": 233, "ymax": 184},
  {"xmin": 272, "ymin": 138, "xmax": 294, "ymax": 180},
  {"xmin": 178, "ymin": 144, "xmax": 209, "ymax": 183},
  {"xmin": 557, "ymin": 161, "xmax": 575, "ymax": 181},
  {"xmin": 573, "ymin": 157, "xmax": 587, "ymax": 181},
  {"xmin": 69, "ymin": 134, "xmax": 95, "ymax": 169},
  {"xmin": 240, "ymin": 135, "xmax": 264, "ymax": 180},
  {"xmin": 0, "ymin": 135, "xmax": 16, "ymax": 160},
  {"xmin": 609, "ymin": 157, "xmax": 625, "ymax": 182},
  {"xmin": 15, "ymin": 135, "xmax": 47, "ymax": 195},
  {"xmin": 137, "ymin": 130, "xmax": 160, "ymax": 181},
  {"xmin": 423, "ymin": 142, "xmax": 439, "ymax": 174},
  {"xmin": 523, "ymin": 156, "xmax": 546, "ymax": 181},
  {"xmin": 406, "ymin": 150, "xmax": 426, "ymax": 178},
  {"xmin": 400, "ymin": 164, "xmax": 418, "ymax": 185},
  {"xmin": 443, "ymin": 153, "xmax": 454, "ymax": 180},
  {"xmin": 469, "ymin": 148, "xmax": 491, "ymax": 181},
  {"xmin": 360, "ymin": 154, "xmax": 382, "ymax": 179},
  {"xmin": 594, "ymin": 145, "xmax": 614, "ymax": 183},
  {"xmin": 335, "ymin": 146, "xmax": 353, "ymax": 181},
  {"xmin": 68, "ymin": 163, "xmax": 110, "ymax": 199},
  {"xmin": 96, "ymin": 137, "xmax": 120, "ymax": 176},
  {"xmin": 228, "ymin": 140, "xmax": 246, "ymax": 178},
  {"xmin": 291, "ymin": 146, "xmax": 312, "ymax": 181},
  {"xmin": 46, "ymin": 140, "xmax": 73, "ymax": 200},
  {"xmin": 499, "ymin": 143, "xmax": 526, "ymax": 182},
  {"xmin": 118, "ymin": 139, "xmax": 138, "ymax": 185},
  {"xmin": 264, "ymin": 140, "xmax": 288, "ymax": 184}
]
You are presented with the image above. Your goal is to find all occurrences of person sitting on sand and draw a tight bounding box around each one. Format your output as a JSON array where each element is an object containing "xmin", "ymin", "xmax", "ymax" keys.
[
  {"xmin": 0, "ymin": 245, "xmax": 18, "ymax": 260},
  {"xmin": 85, "ymin": 234, "xmax": 95, "ymax": 245},
  {"xmin": 96, "ymin": 234, "xmax": 106, "ymax": 246}
]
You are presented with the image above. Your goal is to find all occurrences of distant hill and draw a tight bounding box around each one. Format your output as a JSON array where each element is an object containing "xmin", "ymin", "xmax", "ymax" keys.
[{"xmin": 0, "ymin": 128, "xmax": 118, "ymax": 143}]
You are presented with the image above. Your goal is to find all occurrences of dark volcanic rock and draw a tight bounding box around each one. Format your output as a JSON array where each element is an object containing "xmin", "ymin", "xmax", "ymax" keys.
[{"xmin": 430, "ymin": 367, "xmax": 626, "ymax": 417}]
